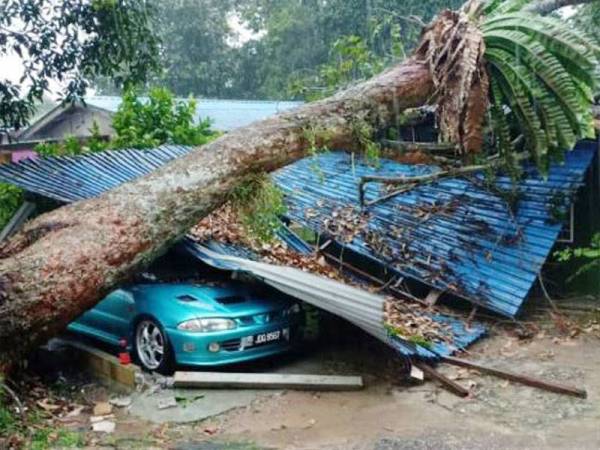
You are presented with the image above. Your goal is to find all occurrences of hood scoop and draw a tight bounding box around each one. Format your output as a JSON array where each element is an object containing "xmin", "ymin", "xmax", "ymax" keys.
[
  {"xmin": 176, "ymin": 294, "xmax": 199, "ymax": 303},
  {"xmin": 216, "ymin": 295, "xmax": 247, "ymax": 305}
]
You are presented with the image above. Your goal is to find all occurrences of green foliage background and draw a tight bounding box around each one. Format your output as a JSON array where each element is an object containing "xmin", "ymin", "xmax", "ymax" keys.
[
  {"xmin": 0, "ymin": 0, "xmax": 160, "ymax": 131},
  {"xmin": 96, "ymin": 0, "xmax": 464, "ymax": 100},
  {"xmin": 111, "ymin": 87, "xmax": 216, "ymax": 149}
]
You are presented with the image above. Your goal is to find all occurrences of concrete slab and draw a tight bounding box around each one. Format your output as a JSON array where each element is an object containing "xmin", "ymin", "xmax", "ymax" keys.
[{"xmin": 129, "ymin": 387, "xmax": 271, "ymax": 424}]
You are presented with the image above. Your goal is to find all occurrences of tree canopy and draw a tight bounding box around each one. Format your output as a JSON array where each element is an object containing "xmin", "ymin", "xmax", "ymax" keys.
[
  {"xmin": 104, "ymin": 0, "xmax": 463, "ymax": 100},
  {"xmin": 0, "ymin": 0, "xmax": 161, "ymax": 131}
]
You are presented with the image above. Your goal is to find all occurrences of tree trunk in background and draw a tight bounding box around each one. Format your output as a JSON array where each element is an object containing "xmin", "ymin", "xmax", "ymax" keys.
[{"xmin": 0, "ymin": 58, "xmax": 433, "ymax": 372}]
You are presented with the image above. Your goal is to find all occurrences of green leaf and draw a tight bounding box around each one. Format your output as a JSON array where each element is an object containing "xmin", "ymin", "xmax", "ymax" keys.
[{"xmin": 486, "ymin": 47, "xmax": 577, "ymax": 153}]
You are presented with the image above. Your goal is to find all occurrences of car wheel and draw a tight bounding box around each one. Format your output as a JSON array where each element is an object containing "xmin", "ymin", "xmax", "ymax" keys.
[{"xmin": 133, "ymin": 318, "xmax": 175, "ymax": 375}]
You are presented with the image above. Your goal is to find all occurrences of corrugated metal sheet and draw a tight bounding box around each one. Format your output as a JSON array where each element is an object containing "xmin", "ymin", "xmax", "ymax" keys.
[
  {"xmin": 180, "ymin": 239, "xmax": 486, "ymax": 360},
  {"xmin": 273, "ymin": 141, "xmax": 597, "ymax": 317},
  {"xmin": 85, "ymin": 96, "xmax": 303, "ymax": 132},
  {"xmin": 0, "ymin": 145, "xmax": 191, "ymax": 202}
]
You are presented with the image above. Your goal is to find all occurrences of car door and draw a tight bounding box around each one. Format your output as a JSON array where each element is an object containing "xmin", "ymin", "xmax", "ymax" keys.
[
  {"xmin": 96, "ymin": 289, "xmax": 137, "ymax": 341},
  {"xmin": 68, "ymin": 294, "xmax": 118, "ymax": 344}
]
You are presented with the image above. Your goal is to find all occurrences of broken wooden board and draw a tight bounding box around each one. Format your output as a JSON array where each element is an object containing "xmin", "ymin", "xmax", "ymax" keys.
[
  {"xmin": 63, "ymin": 338, "xmax": 140, "ymax": 388},
  {"xmin": 441, "ymin": 355, "xmax": 587, "ymax": 399},
  {"xmin": 173, "ymin": 372, "xmax": 364, "ymax": 391},
  {"xmin": 413, "ymin": 361, "xmax": 469, "ymax": 398},
  {"xmin": 424, "ymin": 290, "xmax": 442, "ymax": 307}
]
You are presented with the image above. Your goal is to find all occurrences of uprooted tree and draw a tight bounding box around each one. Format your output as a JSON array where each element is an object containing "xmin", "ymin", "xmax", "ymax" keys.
[{"xmin": 0, "ymin": 0, "xmax": 598, "ymax": 372}]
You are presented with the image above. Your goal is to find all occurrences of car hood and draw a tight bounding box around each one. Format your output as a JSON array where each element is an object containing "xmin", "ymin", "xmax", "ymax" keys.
[{"xmin": 128, "ymin": 283, "xmax": 291, "ymax": 327}]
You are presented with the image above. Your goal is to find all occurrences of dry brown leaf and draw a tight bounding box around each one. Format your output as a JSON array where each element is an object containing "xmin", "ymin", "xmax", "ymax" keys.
[{"xmin": 37, "ymin": 399, "xmax": 61, "ymax": 412}]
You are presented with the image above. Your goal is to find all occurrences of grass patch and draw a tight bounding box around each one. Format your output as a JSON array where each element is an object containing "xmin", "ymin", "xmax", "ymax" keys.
[{"xmin": 1, "ymin": 394, "xmax": 85, "ymax": 449}]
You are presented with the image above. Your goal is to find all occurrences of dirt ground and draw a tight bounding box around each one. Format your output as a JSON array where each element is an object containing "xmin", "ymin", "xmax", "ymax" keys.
[
  {"xmin": 181, "ymin": 330, "xmax": 600, "ymax": 450},
  {"xmin": 10, "ymin": 305, "xmax": 600, "ymax": 450}
]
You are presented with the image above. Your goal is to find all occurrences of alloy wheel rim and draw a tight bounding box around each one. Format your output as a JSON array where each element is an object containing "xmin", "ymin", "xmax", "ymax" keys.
[{"xmin": 136, "ymin": 320, "xmax": 164, "ymax": 370}]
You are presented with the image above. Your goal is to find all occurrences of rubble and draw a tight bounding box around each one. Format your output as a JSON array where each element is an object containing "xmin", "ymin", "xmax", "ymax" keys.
[
  {"xmin": 91, "ymin": 419, "xmax": 116, "ymax": 433},
  {"xmin": 109, "ymin": 396, "xmax": 133, "ymax": 408},
  {"xmin": 92, "ymin": 402, "xmax": 112, "ymax": 416}
]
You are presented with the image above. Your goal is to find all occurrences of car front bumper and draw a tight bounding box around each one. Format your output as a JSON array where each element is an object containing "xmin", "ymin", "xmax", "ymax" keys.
[{"xmin": 167, "ymin": 320, "xmax": 302, "ymax": 366}]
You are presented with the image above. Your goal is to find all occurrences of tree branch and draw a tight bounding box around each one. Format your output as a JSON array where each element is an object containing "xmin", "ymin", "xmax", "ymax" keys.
[{"xmin": 358, "ymin": 153, "xmax": 529, "ymax": 207}]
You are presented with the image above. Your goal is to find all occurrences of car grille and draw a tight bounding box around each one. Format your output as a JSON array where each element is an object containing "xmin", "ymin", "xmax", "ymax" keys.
[
  {"xmin": 221, "ymin": 338, "xmax": 241, "ymax": 352},
  {"xmin": 238, "ymin": 309, "xmax": 286, "ymax": 326}
]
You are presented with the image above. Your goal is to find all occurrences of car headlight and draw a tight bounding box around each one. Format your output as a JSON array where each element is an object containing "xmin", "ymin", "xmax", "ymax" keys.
[
  {"xmin": 177, "ymin": 318, "xmax": 237, "ymax": 333},
  {"xmin": 288, "ymin": 303, "xmax": 301, "ymax": 315}
]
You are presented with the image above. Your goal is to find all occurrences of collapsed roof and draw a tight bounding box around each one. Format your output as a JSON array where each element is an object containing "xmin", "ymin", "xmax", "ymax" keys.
[
  {"xmin": 0, "ymin": 142, "xmax": 594, "ymax": 359},
  {"xmin": 273, "ymin": 145, "xmax": 596, "ymax": 317}
]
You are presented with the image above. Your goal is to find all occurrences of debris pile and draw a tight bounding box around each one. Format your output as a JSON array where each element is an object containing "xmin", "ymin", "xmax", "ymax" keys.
[
  {"xmin": 190, "ymin": 204, "xmax": 457, "ymax": 348},
  {"xmin": 321, "ymin": 206, "xmax": 369, "ymax": 243},
  {"xmin": 384, "ymin": 300, "xmax": 454, "ymax": 348},
  {"xmin": 192, "ymin": 205, "xmax": 348, "ymax": 282}
]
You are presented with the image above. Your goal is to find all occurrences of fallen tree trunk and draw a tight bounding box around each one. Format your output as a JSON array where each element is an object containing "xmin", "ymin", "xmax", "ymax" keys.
[{"xmin": 0, "ymin": 58, "xmax": 433, "ymax": 372}]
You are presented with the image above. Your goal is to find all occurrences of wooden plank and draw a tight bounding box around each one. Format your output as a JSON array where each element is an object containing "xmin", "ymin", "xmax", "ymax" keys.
[
  {"xmin": 413, "ymin": 361, "xmax": 469, "ymax": 398},
  {"xmin": 64, "ymin": 339, "xmax": 140, "ymax": 388},
  {"xmin": 424, "ymin": 290, "xmax": 442, "ymax": 307},
  {"xmin": 173, "ymin": 372, "xmax": 364, "ymax": 391},
  {"xmin": 380, "ymin": 139, "xmax": 458, "ymax": 153},
  {"xmin": 441, "ymin": 355, "xmax": 587, "ymax": 399}
]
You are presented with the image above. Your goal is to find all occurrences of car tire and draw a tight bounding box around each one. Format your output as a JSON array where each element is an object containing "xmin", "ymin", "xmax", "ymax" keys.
[{"xmin": 133, "ymin": 317, "xmax": 175, "ymax": 375}]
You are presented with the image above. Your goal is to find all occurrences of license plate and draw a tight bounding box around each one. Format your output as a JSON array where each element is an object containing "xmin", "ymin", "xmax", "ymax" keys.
[{"xmin": 242, "ymin": 328, "xmax": 288, "ymax": 349}]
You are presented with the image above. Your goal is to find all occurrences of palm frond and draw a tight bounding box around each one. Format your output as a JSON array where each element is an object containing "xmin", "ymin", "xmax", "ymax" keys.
[
  {"xmin": 484, "ymin": 0, "xmax": 530, "ymax": 16},
  {"xmin": 482, "ymin": 10, "xmax": 599, "ymax": 169}
]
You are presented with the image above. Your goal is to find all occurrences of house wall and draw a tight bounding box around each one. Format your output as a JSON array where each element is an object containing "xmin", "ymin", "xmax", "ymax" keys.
[
  {"xmin": 12, "ymin": 150, "xmax": 37, "ymax": 162},
  {"xmin": 22, "ymin": 106, "xmax": 114, "ymax": 141}
]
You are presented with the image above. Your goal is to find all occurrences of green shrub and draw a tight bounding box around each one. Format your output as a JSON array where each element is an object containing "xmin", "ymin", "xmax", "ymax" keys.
[
  {"xmin": 111, "ymin": 87, "xmax": 217, "ymax": 149},
  {"xmin": 556, "ymin": 233, "xmax": 600, "ymax": 282},
  {"xmin": 0, "ymin": 184, "xmax": 24, "ymax": 231}
]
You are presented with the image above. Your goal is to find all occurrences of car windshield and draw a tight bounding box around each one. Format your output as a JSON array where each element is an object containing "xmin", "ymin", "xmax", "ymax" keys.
[{"xmin": 132, "ymin": 250, "xmax": 231, "ymax": 286}]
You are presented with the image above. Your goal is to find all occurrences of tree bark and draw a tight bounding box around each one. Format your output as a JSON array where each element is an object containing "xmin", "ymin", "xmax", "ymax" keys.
[{"xmin": 0, "ymin": 58, "xmax": 433, "ymax": 372}]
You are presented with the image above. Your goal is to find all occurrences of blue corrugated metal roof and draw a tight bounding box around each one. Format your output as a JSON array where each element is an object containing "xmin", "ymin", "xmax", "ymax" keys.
[
  {"xmin": 0, "ymin": 145, "xmax": 191, "ymax": 202},
  {"xmin": 0, "ymin": 143, "xmax": 594, "ymax": 317},
  {"xmin": 84, "ymin": 96, "xmax": 303, "ymax": 132},
  {"xmin": 0, "ymin": 143, "xmax": 595, "ymax": 318},
  {"xmin": 272, "ymin": 141, "xmax": 596, "ymax": 317}
]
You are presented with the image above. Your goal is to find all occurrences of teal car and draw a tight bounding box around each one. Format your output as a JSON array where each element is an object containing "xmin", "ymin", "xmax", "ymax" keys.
[{"xmin": 68, "ymin": 281, "xmax": 303, "ymax": 374}]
